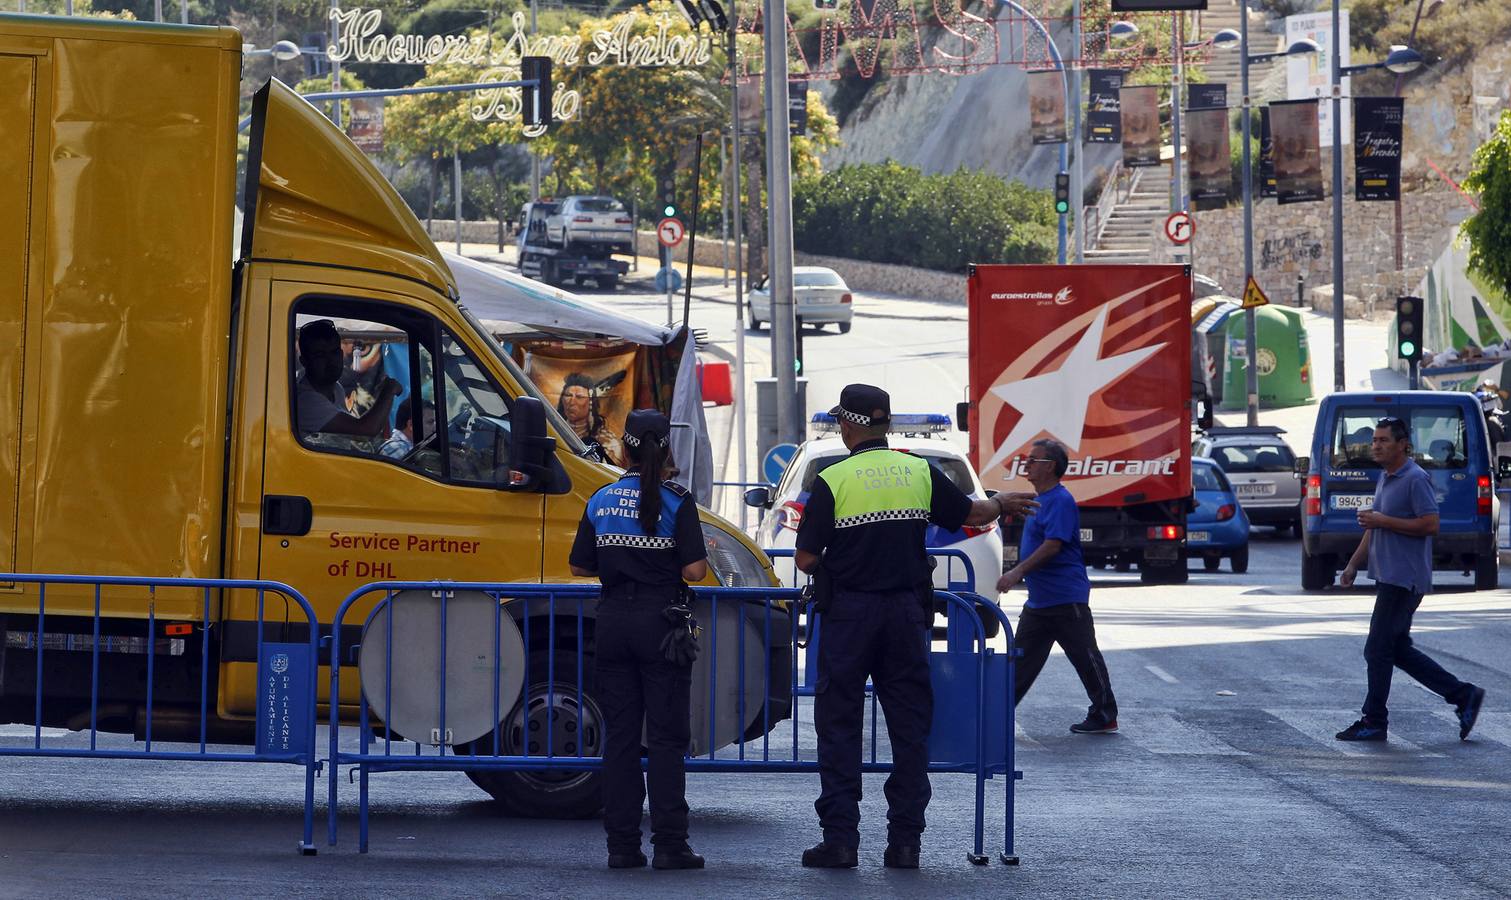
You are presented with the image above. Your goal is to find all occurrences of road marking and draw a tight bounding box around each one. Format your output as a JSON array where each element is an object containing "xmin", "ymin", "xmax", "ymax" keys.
[
  {"xmin": 1015, "ymin": 722, "xmax": 1046, "ymax": 752},
  {"xmin": 0, "ymin": 725, "xmax": 68, "ymax": 738},
  {"xmin": 1121, "ymin": 711, "xmax": 1249, "ymax": 756},
  {"xmin": 1264, "ymin": 708, "xmax": 1445, "ymax": 757},
  {"xmin": 1433, "ymin": 710, "xmax": 1511, "ymax": 748},
  {"xmin": 1144, "ymin": 664, "xmax": 1179, "ymax": 684}
]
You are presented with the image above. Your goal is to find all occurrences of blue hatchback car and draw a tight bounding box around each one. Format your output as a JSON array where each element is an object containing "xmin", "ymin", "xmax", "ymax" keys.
[
  {"xmin": 1298, "ymin": 391, "xmax": 1503, "ymax": 591},
  {"xmin": 1187, "ymin": 458, "xmax": 1252, "ymax": 573}
]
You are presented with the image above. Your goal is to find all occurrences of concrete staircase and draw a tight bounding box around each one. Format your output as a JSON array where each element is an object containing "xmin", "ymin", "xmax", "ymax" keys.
[
  {"xmin": 1192, "ymin": 0, "xmax": 1280, "ymax": 98},
  {"xmin": 1085, "ymin": 165, "xmax": 1170, "ymax": 264}
]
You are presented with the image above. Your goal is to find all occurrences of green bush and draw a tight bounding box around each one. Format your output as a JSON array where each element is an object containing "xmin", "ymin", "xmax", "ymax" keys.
[{"xmin": 792, "ymin": 162, "xmax": 1056, "ymax": 272}]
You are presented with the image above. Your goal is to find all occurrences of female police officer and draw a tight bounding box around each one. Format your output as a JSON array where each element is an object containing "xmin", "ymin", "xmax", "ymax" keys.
[{"xmin": 568, "ymin": 409, "xmax": 708, "ymax": 870}]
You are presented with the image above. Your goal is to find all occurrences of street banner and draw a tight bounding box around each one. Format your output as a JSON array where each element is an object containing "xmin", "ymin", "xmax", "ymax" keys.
[
  {"xmin": 524, "ymin": 344, "xmax": 639, "ymax": 467},
  {"xmin": 1188, "ymin": 82, "xmax": 1226, "ymax": 110},
  {"xmin": 1271, "ymin": 99, "xmax": 1324, "ymax": 205},
  {"xmin": 788, "ymin": 80, "xmax": 808, "ymax": 137},
  {"xmin": 1285, "ymin": 10, "xmax": 1350, "ymax": 147},
  {"xmin": 1259, "ymin": 107, "xmax": 1277, "ymax": 197},
  {"xmin": 966, "ymin": 264, "xmax": 1192, "ymax": 504},
  {"xmin": 1029, "ymin": 70, "xmax": 1068, "ymax": 144},
  {"xmin": 737, "ymin": 79, "xmax": 763, "ymax": 131},
  {"xmin": 1354, "ymin": 96, "xmax": 1403, "ymax": 201},
  {"xmin": 1120, "ymin": 84, "xmax": 1161, "ymax": 168},
  {"xmin": 1187, "ymin": 106, "xmax": 1232, "ymax": 209},
  {"xmin": 346, "ymin": 97, "xmax": 384, "ymax": 153},
  {"xmin": 1086, "ymin": 69, "xmax": 1124, "ymax": 143}
]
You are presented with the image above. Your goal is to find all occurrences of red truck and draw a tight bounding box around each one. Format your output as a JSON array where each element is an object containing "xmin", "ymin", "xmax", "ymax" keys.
[{"xmin": 963, "ymin": 264, "xmax": 1199, "ymax": 584}]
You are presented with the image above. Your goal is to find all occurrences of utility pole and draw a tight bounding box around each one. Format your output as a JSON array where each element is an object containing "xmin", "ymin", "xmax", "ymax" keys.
[
  {"xmin": 1071, "ymin": 0, "xmax": 1085, "ymax": 263},
  {"xmin": 762, "ymin": 0, "xmax": 800, "ymax": 445},
  {"xmin": 728, "ymin": 23, "xmax": 750, "ymax": 527}
]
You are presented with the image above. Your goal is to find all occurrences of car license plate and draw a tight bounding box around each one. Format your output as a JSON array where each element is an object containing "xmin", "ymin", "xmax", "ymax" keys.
[
  {"xmin": 1188, "ymin": 531, "xmax": 1210, "ymax": 542},
  {"xmin": 1235, "ymin": 482, "xmax": 1276, "ymax": 496},
  {"xmin": 1330, "ymin": 494, "xmax": 1374, "ymax": 510},
  {"xmin": 1079, "ymin": 528, "xmax": 1093, "ymax": 542}
]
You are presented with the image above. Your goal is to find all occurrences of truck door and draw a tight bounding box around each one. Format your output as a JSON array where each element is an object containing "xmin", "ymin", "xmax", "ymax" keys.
[{"xmin": 0, "ymin": 51, "xmax": 37, "ymax": 576}]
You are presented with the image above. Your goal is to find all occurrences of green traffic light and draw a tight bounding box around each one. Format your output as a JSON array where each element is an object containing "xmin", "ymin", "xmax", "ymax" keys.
[
  {"xmin": 1055, "ymin": 200, "xmax": 1069, "ymax": 214},
  {"xmin": 1400, "ymin": 340, "xmax": 1416, "ymax": 358},
  {"xmin": 663, "ymin": 204, "xmax": 676, "ymax": 217}
]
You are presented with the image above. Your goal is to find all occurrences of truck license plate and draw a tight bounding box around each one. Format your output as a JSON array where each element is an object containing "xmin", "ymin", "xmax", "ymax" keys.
[
  {"xmin": 1188, "ymin": 531, "xmax": 1210, "ymax": 542},
  {"xmin": 1235, "ymin": 482, "xmax": 1276, "ymax": 496},
  {"xmin": 1079, "ymin": 528, "xmax": 1093, "ymax": 542},
  {"xmin": 1330, "ymin": 494, "xmax": 1374, "ymax": 510}
]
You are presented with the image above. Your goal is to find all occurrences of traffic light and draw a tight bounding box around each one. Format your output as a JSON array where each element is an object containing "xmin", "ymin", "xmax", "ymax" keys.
[
  {"xmin": 661, "ymin": 176, "xmax": 678, "ymax": 220},
  {"xmin": 1396, "ymin": 295, "xmax": 1423, "ymax": 361},
  {"xmin": 521, "ymin": 56, "xmax": 553, "ymax": 128},
  {"xmin": 1054, "ymin": 172, "xmax": 1070, "ymax": 215}
]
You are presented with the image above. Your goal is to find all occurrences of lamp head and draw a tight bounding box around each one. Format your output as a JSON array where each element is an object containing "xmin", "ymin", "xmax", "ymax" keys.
[
  {"xmin": 1284, "ymin": 37, "xmax": 1321, "ymax": 56},
  {"xmin": 1109, "ymin": 21, "xmax": 1139, "ymax": 43},
  {"xmin": 271, "ymin": 40, "xmax": 303, "ymax": 62},
  {"xmin": 1384, "ymin": 45, "xmax": 1424, "ymax": 74},
  {"xmin": 1211, "ymin": 28, "xmax": 1240, "ymax": 51}
]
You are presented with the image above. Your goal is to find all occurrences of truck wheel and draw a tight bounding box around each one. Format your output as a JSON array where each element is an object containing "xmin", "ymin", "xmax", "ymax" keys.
[
  {"xmin": 599, "ymin": 274, "xmax": 618, "ymax": 291},
  {"xmin": 1140, "ymin": 563, "xmax": 1188, "ymax": 584},
  {"xmin": 1202, "ymin": 555, "xmax": 1221, "ymax": 572},
  {"xmin": 748, "ymin": 311, "xmax": 763, "ymax": 330},
  {"xmin": 1474, "ymin": 555, "xmax": 1499, "ymax": 590},
  {"xmin": 1300, "ymin": 548, "xmax": 1333, "ymax": 591},
  {"xmin": 1230, "ymin": 546, "xmax": 1249, "ymax": 574},
  {"xmin": 463, "ymin": 650, "xmax": 604, "ymax": 819}
]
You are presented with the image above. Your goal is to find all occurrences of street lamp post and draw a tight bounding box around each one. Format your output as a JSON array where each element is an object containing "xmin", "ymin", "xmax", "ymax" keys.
[
  {"xmin": 1000, "ymin": 0, "xmax": 1072, "ymax": 264},
  {"xmin": 1214, "ymin": 24, "xmax": 1319, "ymax": 426}
]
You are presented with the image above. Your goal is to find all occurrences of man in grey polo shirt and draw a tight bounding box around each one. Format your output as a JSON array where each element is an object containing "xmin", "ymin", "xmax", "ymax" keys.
[{"xmin": 1336, "ymin": 416, "xmax": 1486, "ymax": 742}]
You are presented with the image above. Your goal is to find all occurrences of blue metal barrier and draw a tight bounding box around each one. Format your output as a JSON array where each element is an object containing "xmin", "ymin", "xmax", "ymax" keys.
[
  {"xmin": 325, "ymin": 580, "xmax": 1021, "ymax": 864},
  {"xmin": 0, "ymin": 572, "xmax": 323, "ymax": 854}
]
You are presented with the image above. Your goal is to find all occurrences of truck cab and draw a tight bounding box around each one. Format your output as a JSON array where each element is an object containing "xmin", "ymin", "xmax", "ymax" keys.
[{"xmin": 1298, "ymin": 391, "xmax": 1502, "ymax": 590}]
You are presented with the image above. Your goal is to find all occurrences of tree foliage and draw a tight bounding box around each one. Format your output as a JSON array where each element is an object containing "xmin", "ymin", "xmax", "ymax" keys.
[
  {"xmin": 792, "ymin": 161, "xmax": 1056, "ymax": 272},
  {"xmin": 1461, "ymin": 109, "xmax": 1511, "ymax": 299}
]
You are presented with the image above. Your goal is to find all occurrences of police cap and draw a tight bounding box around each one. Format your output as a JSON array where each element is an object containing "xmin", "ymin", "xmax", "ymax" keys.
[
  {"xmin": 623, "ymin": 408, "xmax": 672, "ymax": 449},
  {"xmin": 829, "ymin": 383, "xmax": 890, "ymax": 427}
]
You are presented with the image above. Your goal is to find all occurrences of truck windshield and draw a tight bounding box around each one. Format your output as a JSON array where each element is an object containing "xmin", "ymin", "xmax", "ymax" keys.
[{"xmin": 458, "ymin": 305, "xmax": 589, "ymax": 459}]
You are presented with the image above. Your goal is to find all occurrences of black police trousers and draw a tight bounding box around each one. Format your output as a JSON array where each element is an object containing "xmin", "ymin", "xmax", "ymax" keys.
[
  {"xmin": 595, "ymin": 588, "xmax": 693, "ymax": 854},
  {"xmin": 813, "ymin": 588, "xmax": 933, "ymax": 849}
]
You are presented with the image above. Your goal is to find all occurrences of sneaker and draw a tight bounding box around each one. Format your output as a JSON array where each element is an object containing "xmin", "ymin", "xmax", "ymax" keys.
[
  {"xmin": 1069, "ymin": 717, "xmax": 1118, "ymax": 734},
  {"xmin": 1335, "ymin": 719, "xmax": 1387, "ymax": 742},
  {"xmin": 1456, "ymin": 686, "xmax": 1486, "ymax": 741}
]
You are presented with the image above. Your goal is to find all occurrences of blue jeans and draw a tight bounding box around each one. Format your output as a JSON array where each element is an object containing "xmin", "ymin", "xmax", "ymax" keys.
[{"xmin": 1361, "ymin": 583, "xmax": 1470, "ymax": 724}]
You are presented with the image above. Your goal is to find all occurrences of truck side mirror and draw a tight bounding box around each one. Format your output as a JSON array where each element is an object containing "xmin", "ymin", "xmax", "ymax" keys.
[
  {"xmin": 955, "ymin": 400, "xmax": 970, "ymax": 432},
  {"xmin": 505, "ymin": 396, "xmax": 557, "ymax": 492},
  {"xmin": 743, "ymin": 485, "xmax": 772, "ymax": 509},
  {"xmin": 1294, "ymin": 456, "xmax": 1310, "ymax": 478}
]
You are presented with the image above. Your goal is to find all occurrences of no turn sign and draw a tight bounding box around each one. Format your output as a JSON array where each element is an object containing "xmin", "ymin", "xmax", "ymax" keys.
[
  {"xmin": 657, "ymin": 217, "xmax": 686, "ymax": 248},
  {"xmin": 1164, "ymin": 211, "xmax": 1194, "ymax": 245}
]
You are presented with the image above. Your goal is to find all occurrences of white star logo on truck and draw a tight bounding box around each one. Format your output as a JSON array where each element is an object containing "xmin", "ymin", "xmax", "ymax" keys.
[{"xmin": 981, "ymin": 305, "xmax": 1165, "ymax": 475}]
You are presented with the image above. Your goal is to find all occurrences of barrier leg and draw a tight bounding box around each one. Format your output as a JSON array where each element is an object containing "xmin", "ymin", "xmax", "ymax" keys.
[
  {"xmin": 360, "ymin": 763, "xmax": 371, "ymax": 853},
  {"xmin": 1001, "ymin": 645, "xmax": 1021, "ymax": 866},
  {"xmin": 301, "ymin": 755, "xmax": 318, "ymax": 855}
]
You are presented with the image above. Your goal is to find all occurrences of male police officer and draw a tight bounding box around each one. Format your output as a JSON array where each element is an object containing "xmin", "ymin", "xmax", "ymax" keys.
[{"xmin": 794, "ymin": 384, "xmax": 1036, "ymax": 869}]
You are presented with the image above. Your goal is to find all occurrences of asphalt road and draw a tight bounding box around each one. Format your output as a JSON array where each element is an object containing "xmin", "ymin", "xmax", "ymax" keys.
[{"xmin": 3, "ymin": 533, "xmax": 1508, "ymax": 898}]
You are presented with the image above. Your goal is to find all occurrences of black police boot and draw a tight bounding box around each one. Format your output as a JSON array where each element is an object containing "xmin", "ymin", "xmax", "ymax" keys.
[
  {"xmin": 883, "ymin": 845, "xmax": 921, "ymax": 869},
  {"xmin": 801, "ymin": 841, "xmax": 859, "ymax": 868},
  {"xmin": 652, "ymin": 847, "xmax": 706, "ymax": 870},
  {"xmin": 607, "ymin": 850, "xmax": 648, "ymax": 869}
]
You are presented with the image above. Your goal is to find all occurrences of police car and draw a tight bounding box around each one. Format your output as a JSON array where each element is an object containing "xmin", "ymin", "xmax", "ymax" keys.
[{"xmin": 752, "ymin": 413, "xmax": 1004, "ymax": 599}]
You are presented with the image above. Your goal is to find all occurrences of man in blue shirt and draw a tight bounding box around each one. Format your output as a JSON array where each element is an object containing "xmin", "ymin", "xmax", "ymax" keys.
[
  {"xmin": 1336, "ymin": 417, "xmax": 1486, "ymax": 742},
  {"xmin": 998, "ymin": 438, "xmax": 1119, "ymax": 734}
]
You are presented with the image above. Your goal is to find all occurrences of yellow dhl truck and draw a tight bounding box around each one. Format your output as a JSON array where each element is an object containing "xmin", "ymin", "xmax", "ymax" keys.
[{"xmin": 0, "ymin": 13, "xmax": 786, "ymax": 816}]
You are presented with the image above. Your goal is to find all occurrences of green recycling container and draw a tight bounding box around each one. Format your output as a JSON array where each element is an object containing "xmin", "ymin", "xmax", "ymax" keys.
[{"xmin": 1220, "ymin": 305, "xmax": 1315, "ymax": 410}]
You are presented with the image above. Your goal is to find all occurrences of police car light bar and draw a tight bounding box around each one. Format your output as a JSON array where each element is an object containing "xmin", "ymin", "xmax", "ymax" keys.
[{"xmin": 810, "ymin": 412, "xmax": 953, "ymax": 435}]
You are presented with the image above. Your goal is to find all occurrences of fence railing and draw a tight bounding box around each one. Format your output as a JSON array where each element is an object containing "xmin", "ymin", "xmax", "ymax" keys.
[{"xmin": 0, "ymin": 573, "xmax": 323, "ymax": 854}]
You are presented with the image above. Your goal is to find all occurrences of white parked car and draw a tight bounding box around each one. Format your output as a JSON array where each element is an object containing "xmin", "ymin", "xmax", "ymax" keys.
[
  {"xmin": 544, "ymin": 195, "xmax": 633, "ymax": 255},
  {"xmin": 748, "ymin": 266, "xmax": 854, "ymax": 334},
  {"xmin": 749, "ymin": 414, "xmax": 1003, "ymax": 621}
]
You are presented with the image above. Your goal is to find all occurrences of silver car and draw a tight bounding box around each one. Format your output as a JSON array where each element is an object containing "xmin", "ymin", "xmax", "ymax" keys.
[
  {"xmin": 748, "ymin": 266, "xmax": 854, "ymax": 333},
  {"xmin": 1193, "ymin": 426, "xmax": 1303, "ymax": 535}
]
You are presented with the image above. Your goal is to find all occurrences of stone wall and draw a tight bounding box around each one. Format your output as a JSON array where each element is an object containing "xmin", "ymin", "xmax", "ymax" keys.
[{"xmin": 1188, "ymin": 189, "xmax": 1466, "ymax": 315}]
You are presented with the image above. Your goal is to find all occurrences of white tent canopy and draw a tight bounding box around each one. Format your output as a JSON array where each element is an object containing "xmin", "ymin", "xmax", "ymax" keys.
[{"xmin": 442, "ymin": 252, "xmax": 713, "ymax": 504}]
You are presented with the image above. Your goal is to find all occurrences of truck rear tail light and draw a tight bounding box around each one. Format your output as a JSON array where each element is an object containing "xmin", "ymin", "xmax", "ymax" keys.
[
  {"xmin": 1146, "ymin": 525, "xmax": 1184, "ymax": 540},
  {"xmin": 1306, "ymin": 474, "xmax": 1322, "ymax": 516},
  {"xmin": 779, "ymin": 500, "xmax": 805, "ymax": 531},
  {"xmin": 1478, "ymin": 475, "xmax": 1492, "ymax": 516},
  {"xmin": 840, "ymin": 293, "xmax": 852, "ymax": 304},
  {"xmin": 1217, "ymin": 504, "xmax": 1235, "ymax": 521}
]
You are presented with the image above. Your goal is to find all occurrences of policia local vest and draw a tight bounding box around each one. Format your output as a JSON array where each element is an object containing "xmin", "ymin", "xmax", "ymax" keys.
[{"xmin": 815, "ymin": 447, "xmax": 937, "ymax": 592}]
